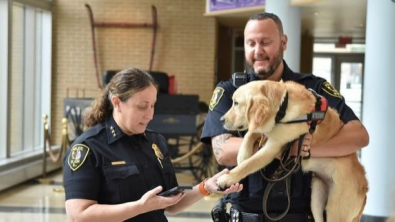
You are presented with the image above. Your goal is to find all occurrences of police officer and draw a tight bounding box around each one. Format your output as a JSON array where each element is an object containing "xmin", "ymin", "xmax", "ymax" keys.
[
  {"xmin": 63, "ymin": 68, "xmax": 243, "ymax": 222},
  {"xmin": 201, "ymin": 13, "xmax": 369, "ymax": 222}
]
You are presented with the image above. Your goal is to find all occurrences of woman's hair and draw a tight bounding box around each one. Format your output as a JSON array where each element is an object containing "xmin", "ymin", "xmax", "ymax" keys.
[{"xmin": 84, "ymin": 68, "xmax": 157, "ymax": 127}]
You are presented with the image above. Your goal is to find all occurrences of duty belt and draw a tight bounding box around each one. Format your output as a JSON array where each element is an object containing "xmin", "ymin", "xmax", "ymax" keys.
[{"xmin": 230, "ymin": 208, "xmax": 314, "ymax": 222}]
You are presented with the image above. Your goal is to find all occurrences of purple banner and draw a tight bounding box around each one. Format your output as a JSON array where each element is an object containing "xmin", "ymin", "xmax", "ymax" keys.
[{"xmin": 209, "ymin": 0, "xmax": 265, "ymax": 12}]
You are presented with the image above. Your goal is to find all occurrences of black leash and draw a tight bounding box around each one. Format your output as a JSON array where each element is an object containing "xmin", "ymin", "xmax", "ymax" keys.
[
  {"xmin": 260, "ymin": 134, "xmax": 305, "ymax": 183},
  {"xmin": 261, "ymin": 134, "xmax": 307, "ymax": 221}
]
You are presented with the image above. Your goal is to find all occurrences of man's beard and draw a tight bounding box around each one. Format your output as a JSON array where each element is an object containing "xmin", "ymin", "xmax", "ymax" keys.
[{"xmin": 251, "ymin": 45, "xmax": 284, "ymax": 80}]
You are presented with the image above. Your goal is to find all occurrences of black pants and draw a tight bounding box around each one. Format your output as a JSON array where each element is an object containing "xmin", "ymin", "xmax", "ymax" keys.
[{"xmin": 229, "ymin": 208, "xmax": 314, "ymax": 222}]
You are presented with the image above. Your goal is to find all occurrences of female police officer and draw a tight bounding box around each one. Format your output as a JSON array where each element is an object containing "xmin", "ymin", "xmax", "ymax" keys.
[{"xmin": 63, "ymin": 68, "xmax": 242, "ymax": 222}]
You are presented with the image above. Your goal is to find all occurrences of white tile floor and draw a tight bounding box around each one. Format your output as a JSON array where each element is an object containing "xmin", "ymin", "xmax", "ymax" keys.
[{"xmin": 0, "ymin": 170, "xmax": 221, "ymax": 222}]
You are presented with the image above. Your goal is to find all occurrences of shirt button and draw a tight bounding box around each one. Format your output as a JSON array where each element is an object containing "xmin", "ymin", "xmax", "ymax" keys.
[
  {"xmin": 143, "ymin": 165, "xmax": 148, "ymax": 169},
  {"xmin": 121, "ymin": 171, "xmax": 126, "ymax": 176}
]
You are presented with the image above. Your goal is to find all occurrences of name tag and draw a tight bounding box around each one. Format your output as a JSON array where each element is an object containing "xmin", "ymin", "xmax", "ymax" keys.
[{"xmin": 111, "ymin": 161, "xmax": 126, "ymax": 165}]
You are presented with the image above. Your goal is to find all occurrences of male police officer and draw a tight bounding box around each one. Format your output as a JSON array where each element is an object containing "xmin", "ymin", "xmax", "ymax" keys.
[{"xmin": 201, "ymin": 12, "xmax": 369, "ymax": 222}]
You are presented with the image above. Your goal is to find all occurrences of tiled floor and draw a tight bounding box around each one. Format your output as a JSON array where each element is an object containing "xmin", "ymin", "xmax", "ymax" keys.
[{"xmin": 0, "ymin": 170, "xmax": 221, "ymax": 222}]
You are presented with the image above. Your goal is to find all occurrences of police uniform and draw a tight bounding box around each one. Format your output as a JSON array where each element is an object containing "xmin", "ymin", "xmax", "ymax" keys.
[
  {"xmin": 201, "ymin": 61, "xmax": 359, "ymax": 221},
  {"xmin": 63, "ymin": 115, "xmax": 178, "ymax": 222}
]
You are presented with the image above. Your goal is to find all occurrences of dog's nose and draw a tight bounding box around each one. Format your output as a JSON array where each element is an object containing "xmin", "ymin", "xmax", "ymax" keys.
[{"xmin": 220, "ymin": 116, "xmax": 225, "ymax": 125}]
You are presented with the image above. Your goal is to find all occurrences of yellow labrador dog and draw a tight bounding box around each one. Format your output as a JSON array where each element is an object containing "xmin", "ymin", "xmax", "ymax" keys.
[{"xmin": 217, "ymin": 80, "xmax": 368, "ymax": 222}]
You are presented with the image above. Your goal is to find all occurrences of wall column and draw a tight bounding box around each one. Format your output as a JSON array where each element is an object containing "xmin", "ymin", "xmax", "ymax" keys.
[
  {"xmin": 265, "ymin": 0, "xmax": 301, "ymax": 72},
  {"xmin": 361, "ymin": 0, "xmax": 395, "ymax": 221}
]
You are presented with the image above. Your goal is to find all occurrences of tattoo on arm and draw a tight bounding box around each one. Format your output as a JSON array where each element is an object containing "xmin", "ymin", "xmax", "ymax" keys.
[{"xmin": 212, "ymin": 134, "xmax": 232, "ymax": 156}]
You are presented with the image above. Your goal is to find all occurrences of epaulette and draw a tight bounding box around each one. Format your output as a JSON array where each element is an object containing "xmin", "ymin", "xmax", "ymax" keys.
[{"xmin": 72, "ymin": 122, "xmax": 106, "ymax": 144}]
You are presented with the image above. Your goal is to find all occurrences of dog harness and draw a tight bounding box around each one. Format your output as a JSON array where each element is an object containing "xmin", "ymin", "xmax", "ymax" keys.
[
  {"xmin": 275, "ymin": 88, "xmax": 328, "ymax": 133},
  {"xmin": 262, "ymin": 89, "xmax": 328, "ymax": 221}
]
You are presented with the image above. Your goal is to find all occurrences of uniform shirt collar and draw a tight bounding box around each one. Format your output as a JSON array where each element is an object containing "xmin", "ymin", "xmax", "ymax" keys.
[
  {"xmin": 281, "ymin": 60, "xmax": 294, "ymax": 81},
  {"xmin": 105, "ymin": 115, "xmax": 148, "ymax": 144},
  {"xmin": 282, "ymin": 60, "xmax": 311, "ymax": 82}
]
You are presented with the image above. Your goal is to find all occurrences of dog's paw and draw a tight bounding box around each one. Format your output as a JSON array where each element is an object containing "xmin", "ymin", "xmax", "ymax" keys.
[{"xmin": 216, "ymin": 173, "xmax": 239, "ymax": 189}]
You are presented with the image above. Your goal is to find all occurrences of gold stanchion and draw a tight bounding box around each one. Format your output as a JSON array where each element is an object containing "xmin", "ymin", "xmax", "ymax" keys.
[
  {"xmin": 37, "ymin": 114, "xmax": 54, "ymax": 184},
  {"xmin": 53, "ymin": 118, "xmax": 70, "ymax": 193},
  {"xmin": 52, "ymin": 187, "xmax": 65, "ymax": 193}
]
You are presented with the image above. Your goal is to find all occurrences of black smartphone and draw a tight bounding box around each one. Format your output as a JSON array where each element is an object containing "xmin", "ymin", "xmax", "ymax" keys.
[{"xmin": 157, "ymin": 186, "xmax": 193, "ymax": 197}]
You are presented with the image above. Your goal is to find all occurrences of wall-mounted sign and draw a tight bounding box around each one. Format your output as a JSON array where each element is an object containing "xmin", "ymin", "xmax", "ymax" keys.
[{"xmin": 208, "ymin": 0, "xmax": 265, "ymax": 12}]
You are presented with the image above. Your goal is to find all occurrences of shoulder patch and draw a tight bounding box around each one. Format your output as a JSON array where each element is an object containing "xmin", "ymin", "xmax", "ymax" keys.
[
  {"xmin": 68, "ymin": 144, "xmax": 90, "ymax": 171},
  {"xmin": 321, "ymin": 82, "xmax": 342, "ymax": 99},
  {"xmin": 209, "ymin": 87, "xmax": 225, "ymax": 111}
]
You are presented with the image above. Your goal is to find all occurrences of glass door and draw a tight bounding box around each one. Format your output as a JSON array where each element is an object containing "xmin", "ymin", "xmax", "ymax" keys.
[
  {"xmin": 337, "ymin": 56, "xmax": 364, "ymax": 119},
  {"xmin": 313, "ymin": 54, "xmax": 364, "ymax": 120},
  {"xmin": 313, "ymin": 56, "xmax": 334, "ymax": 84}
]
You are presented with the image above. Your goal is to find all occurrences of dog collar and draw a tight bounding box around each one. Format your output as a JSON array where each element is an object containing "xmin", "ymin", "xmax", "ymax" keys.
[{"xmin": 275, "ymin": 91, "xmax": 288, "ymax": 123}]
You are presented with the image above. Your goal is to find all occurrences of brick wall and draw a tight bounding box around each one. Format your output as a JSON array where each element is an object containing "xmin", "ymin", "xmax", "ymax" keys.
[{"xmin": 51, "ymin": 0, "xmax": 217, "ymax": 143}]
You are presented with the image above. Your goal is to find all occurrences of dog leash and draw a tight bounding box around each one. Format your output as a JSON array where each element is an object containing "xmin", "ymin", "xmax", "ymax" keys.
[
  {"xmin": 261, "ymin": 134, "xmax": 307, "ymax": 221},
  {"xmin": 260, "ymin": 134, "xmax": 306, "ymax": 183}
]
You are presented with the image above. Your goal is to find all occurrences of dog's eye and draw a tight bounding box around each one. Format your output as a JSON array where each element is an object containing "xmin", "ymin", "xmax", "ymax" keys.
[{"xmin": 234, "ymin": 101, "xmax": 238, "ymax": 106}]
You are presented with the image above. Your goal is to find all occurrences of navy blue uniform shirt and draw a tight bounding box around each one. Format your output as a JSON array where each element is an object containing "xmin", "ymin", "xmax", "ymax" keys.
[
  {"xmin": 201, "ymin": 61, "xmax": 359, "ymax": 213},
  {"xmin": 63, "ymin": 115, "xmax": 178, "ymax": 222}
]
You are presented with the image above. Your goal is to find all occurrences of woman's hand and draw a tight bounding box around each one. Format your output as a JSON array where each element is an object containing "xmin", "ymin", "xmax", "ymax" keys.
[
  {"xmin": 139, "ymin": 186, "xmax": 185, "ymax": 212},
  {"xmin": 290, "ymin": 133, "xmax": 312, "ymax": 158},
  {"xmin": 204, "ymin": 169, "xmax": 243, "ymax": 194}
]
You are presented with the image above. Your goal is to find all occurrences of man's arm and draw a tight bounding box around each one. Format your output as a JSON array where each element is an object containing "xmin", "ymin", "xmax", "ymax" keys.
[
  {"xmin": 211, "ymin": 134, "xmax": 243, "ymax": 167},
  {"xmin": 310, "ymin": 120, "xmax": 369, "ymax": 157}
]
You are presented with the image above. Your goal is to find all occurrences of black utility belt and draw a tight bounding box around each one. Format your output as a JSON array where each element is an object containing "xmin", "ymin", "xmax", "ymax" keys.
[{"xmin": 230, "ymin": 208, "xmax": 314, "ymax": 222}]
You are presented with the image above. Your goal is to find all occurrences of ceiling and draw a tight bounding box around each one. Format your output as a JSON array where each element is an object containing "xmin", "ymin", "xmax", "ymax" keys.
[{"xmin": 211, "ymin": 0, "xmax": 367, "ymax": 43}]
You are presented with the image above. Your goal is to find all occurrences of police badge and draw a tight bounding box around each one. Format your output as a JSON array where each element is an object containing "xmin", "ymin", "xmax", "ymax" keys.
[
  {"xmin": 152, "ymin": 143, "xmax": 164, "ymax": 168},
  {"xmin": 209, "ymin": 87, "xmax": 225, "ymax": 111},
  {"xmin": 68, "ymin": 144, "xmax": 90, "ymax": 171},
  {"xmin": 322, "ymin": 81, "xmax": 342, "ymax": 99}
]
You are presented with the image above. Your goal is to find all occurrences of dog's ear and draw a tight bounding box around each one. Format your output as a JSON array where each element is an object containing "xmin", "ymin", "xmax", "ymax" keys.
[{"xmin": 246, "ymin": 95, "xmax": 270, "ymax": 131}]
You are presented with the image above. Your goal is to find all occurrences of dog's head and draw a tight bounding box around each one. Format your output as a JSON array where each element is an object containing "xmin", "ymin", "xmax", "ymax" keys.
[{"xmin": 221, "ymin": 80, "xmax": 286, "ymax": 132}]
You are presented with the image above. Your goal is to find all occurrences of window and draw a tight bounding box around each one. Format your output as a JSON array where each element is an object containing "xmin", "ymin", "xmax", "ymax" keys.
[
  {"xmin": 0, "ymin": 0, "xmax": 10, "ymax": 160},
  {"xmin": 0, "ymin": 0, "xmax": 52, "ymax": 159},
  {"xmin": 10, "ymin": 3, "xmax": 24, "ymax": 155},
  {"xmin": 232, "ymin": 29, "xmax": 247, "ymax": 73}
]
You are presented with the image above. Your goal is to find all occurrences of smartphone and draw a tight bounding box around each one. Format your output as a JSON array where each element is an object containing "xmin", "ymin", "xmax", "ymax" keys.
[{"xmin": 157, "ymin": 186, "xmax": 193, "ymax": 197}]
